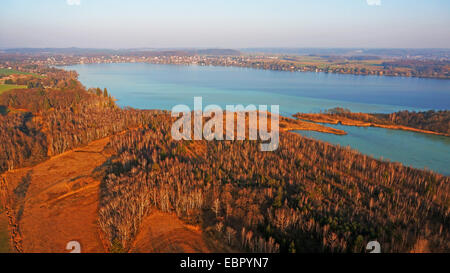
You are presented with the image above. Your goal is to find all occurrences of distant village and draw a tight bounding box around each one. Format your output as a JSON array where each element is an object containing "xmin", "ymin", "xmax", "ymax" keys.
[{"xmin": 1, "ymin": 51, "xmax": 449, "ymax": 79}]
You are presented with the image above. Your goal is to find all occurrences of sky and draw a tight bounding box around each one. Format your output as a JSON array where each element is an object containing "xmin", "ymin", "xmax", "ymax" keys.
[{"xmin": 1, "ymin": 0, "xmax": 449, "ymax": 49}]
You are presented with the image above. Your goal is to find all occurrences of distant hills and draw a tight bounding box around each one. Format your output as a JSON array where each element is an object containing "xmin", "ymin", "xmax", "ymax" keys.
[
  {"xmin": 240, "ymin": 48, "xmax": 450, "ymax": 60},
  {"xmin": 1, "ymin": 47, "xmax": 241, "ymax": 56}
]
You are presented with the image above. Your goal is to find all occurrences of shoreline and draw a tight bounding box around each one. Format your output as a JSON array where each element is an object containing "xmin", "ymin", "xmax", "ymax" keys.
[
  {"xmin": 57, "ymin": 60, "xmax": 450, "ymax": 80},
  {"xmin": 293, "ymin": 113, "xmax": 450, "ymax": 137}
]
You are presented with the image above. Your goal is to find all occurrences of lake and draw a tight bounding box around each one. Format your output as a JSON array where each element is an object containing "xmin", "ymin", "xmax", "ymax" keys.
[
  {"xmin": 64, "ymin": 63, "xmax": 450, "ymax": 175},
  {"xmin": 296, "ymin": 125, "xmax": 450, "ymax": 175}
]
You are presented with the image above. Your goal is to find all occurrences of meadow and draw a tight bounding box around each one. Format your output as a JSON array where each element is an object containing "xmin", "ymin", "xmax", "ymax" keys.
[
  {"xmin": 0, "ymin": 68, "xmax": 43, "ymax": 78},
  {"xmin": 0, "ymin": 68, "xmax": 32, "ymax": 76},
  {"xmin": 0, "ymin": 84, "xmax": 27, "ymax": 94}
]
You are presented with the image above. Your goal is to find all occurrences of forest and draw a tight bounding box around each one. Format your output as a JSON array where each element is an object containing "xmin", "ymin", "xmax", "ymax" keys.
[
  {"xmin": 99, "ymin": 115, "xmax": 449, "ymax": 253},
  {"xmin": 0, "ymin": 69, "xmax": 157, "ymax": 173}
]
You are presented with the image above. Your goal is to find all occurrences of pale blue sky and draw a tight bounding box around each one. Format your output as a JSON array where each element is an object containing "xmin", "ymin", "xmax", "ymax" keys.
[{"xmin": 1, "ymin": 0, "xmax": 449, "ymax": 48}]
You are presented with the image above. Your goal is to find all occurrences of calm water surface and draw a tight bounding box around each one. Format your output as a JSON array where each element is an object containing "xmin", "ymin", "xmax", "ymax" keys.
[{"xmin": 296, "ymin": 125, "xmax": 450, "ymax": 175}]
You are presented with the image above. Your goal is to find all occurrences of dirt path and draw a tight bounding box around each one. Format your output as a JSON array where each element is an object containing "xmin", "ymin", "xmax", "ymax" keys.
[{"xmin": 1, "ymin": 137, "xmax": 110, "ymax": 253}]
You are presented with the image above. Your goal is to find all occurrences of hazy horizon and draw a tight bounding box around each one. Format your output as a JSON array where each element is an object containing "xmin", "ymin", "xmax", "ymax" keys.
[
  {"xmin": 2, "ymin": 47, "xmax": 450, "ymax": 50},
  {"xmin": 1, "ymin": 0, "xmax": 449, "ymax": 49}
]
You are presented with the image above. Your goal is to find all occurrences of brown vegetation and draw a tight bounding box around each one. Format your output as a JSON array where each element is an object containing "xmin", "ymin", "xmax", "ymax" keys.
[
  {"xmin": 0, "ymin": 86, "xmax": 157, "ymax": 172},
  {"xmin": 0, "ymin": 135, "xmax": 216, "ymax": 253},
  {"xmin": 1, "ymin": 138, "xmax": 110, "ymax": 252},
  {"xmin": 131, "ymin": 211, "xmax": 213, "ymax": 253},
  {"xmin": 98, "ymin": 116, "xmax": 449, "ymax": 253}
]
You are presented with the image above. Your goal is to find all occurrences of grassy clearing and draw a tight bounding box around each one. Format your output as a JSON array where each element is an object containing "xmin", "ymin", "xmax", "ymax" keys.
[
  {"xmin": 0, "ymin": 68, "xmax": 31, "ymax": 76},
  {"xmin": 0, "ymin": 84, "xmax": 27, "ymax": 94},
  {"xmin": 0, "ymin": 68, "xmax": 42, "ymax": 77}
]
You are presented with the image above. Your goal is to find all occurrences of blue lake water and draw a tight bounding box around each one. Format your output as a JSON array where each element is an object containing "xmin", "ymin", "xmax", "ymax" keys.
[
  {"xmin": 296, "ymin": 125, "xmax": 450, "ymax": 175},
  {"xmin": 64, "ymin": 63, "xmax": 450, "ymax": 175}
]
